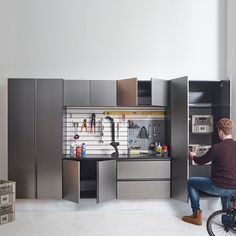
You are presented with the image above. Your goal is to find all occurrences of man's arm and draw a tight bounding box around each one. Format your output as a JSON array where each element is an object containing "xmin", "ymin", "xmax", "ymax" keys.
[{"xmin": 189, "ymin": 146, "xmax": 216, "ymax": 165}]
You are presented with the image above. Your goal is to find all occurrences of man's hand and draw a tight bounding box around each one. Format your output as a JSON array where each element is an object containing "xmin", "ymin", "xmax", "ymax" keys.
[{"xmin": 189, "ymin": 151, "xmax": 197, "ymax": 159}]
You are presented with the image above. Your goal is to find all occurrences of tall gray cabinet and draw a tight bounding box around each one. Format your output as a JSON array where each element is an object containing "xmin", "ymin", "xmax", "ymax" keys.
[
  {"xmin": 170, "ymin": 76, "xmax": 231, "ymax": 202},
  {"xmin": 8, "ymin": 79, "xmax": 63, "ymax": 199}
]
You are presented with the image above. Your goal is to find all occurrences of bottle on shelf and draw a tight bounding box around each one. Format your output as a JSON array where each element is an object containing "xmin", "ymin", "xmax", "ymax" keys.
[
  {"xmin": 76, "ymin": 145, "xmax": 82, "ymax": 158},
  {"xmin": 82, "ymin": 143, "xmax": 86, "ymax": 157},
  {"xmin": 162, "ymin": 144, "xmax": 168, "ymax": 158},
  {"xmin": 71, "ymin": 135, "xmax": 82, "ymax": 158},
  {"xmin": 70, "ymin": 139, "xmax": 76, "ymax": 157},
  {"xmin": 156, "ymin": 142, "xmax": 162, "ymax": 156}
]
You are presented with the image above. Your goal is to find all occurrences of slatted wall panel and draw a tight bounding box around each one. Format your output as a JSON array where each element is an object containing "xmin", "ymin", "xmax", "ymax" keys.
[{"xmin": 63, "ymin": 108, "xmax": 165, "ymax": 155}]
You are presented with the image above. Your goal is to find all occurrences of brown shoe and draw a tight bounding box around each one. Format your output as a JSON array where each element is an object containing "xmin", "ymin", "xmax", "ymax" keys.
[{"xmin": 182, "ymin": 209, "xmax": 202, "ymax": 225}]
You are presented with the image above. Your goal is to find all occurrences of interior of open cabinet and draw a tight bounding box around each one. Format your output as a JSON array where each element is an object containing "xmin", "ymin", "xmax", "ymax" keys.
[
  {"xmin": 80, "ymin": 161, "xmax": 97, "ymax": 198},
  {"xmin": 188, "ymin": 81, "xmax": 230, "ymax": 182}
]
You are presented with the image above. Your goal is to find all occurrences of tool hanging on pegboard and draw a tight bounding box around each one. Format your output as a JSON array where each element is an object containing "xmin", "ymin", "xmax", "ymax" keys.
[
  {"xmin": 99, "ymin": 118, "xmax": 104, "ymax": 143},
  {"xmin": 80, "ymin": 119, "xmax": 88, "ymax": 132},
  {"xmin": 90, "ymin": 113, "xmax": 96, "ymax": 134},
  {"xmin": 72, "ymin": 121, "xmax": 80, "ymax": 139}
]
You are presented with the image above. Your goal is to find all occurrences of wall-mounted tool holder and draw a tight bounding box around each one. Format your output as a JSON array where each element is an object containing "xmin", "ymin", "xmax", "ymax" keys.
[
  {"xmin": 64, "ymin": 108, "xmax": 165, "ymax": 156},
  {"xmin": 191, "ymin": 115, "xmax": 213, "ymax": 133},
  {"xmin": 127, "ymin": 119, "xmax": 165, "ymax": 153}
]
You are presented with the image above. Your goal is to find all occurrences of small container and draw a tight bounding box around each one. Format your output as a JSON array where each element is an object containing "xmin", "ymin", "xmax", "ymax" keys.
[
  {"xmin": 70, "ymin": 140, "xmax": 76, "ymax": 157},
  {"xmin": 82, "ymin": 143, "xmax": 86, "ymax": 157},
  {"xmin": 162, "ymin": 144, "xmax": 168, "ymax": 158},
  {"xmin": 156, "ymin": 142, "xmax": 162, "ymax": 156},
  {"xmin": 76, "ymin": 145, "xmax": 82, "ymax": 158}
]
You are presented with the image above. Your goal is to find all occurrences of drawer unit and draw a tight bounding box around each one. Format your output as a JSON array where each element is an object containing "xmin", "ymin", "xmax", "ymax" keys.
[
  {"xmin": 117, "ymin": 161, "xmax": 170, "ymax": 179},
  {"xmin": 117, "ymin": 181, "xmax": 170, "ymax": 199}
]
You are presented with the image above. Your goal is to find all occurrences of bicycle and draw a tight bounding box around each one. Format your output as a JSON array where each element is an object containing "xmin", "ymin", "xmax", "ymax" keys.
[{"xmin": 207, "ymin": 196, "xmax": 236, "ymax": 236}]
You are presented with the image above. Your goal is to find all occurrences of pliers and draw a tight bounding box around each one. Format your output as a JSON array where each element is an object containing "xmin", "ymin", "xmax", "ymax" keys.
[{"xmin": 90, "ymin": 113, "xmax": 96, "ymax": 134}]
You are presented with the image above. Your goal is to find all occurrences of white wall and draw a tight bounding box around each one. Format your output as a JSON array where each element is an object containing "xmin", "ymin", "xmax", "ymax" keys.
[
  {"xmin": 226, "ymin": 0, "xmax": 236, "ymax": 138},
  {"xmin": 0, "ymin": 0, "xmax": 227, "ymax": 179}
]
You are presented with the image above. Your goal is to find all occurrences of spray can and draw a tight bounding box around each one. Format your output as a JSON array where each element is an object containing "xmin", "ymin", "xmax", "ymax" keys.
[
  {"xmin": 76, "ymin": 145, "xmax": 82, "ymax": 158},
  {"xmin": 162, "ymin": 144, "xmax": 168, "ymax": 158},
  {"xmin": 70, "ymin": 140, "xmax": 76, "ymax": 157}
]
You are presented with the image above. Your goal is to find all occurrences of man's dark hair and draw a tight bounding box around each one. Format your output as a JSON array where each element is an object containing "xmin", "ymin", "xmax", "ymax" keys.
[{"xmin": 216, "ymin": 118, "xmax": 233, "ymax": 135}]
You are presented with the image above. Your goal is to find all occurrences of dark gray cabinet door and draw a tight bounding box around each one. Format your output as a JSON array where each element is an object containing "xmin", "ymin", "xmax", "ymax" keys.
[
  {"xmin": 64, "ymin": 80, "xmax": 90, "ymax": 106},
  {"xmin": 117, "ymin": 78, "xmax": 137, "ymax": 106},
  {"xmin": 151, "ymin": 78, "xmax": 168, "ymax": 106},
  {"xmin": 8, "ymin": 79, "xmax": 36, "ymax": 198},
  {"xmin": 97, "ymin": 160, "xmax": 116, "ymax": 203},
  {"xmin": 36, "ymin": 79, "xmax": 63, "ymax": 199},
  {"xmin": 170, "ymin": 76, "xmax": 189, "ymax": 202},
  {"xmin": 90, "ymin": 80, "xmax": 117, "ymax": 106}
]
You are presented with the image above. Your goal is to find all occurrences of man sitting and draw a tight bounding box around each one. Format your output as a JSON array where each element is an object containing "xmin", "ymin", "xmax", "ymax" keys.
[{"xmin": 182, "ymin": 118, "xmax": 236, "ymax": 225}]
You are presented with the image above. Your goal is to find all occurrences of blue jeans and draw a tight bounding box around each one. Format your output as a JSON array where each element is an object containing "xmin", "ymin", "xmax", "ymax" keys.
[{"xmin": 188, "ymin": 177, "xmax": 236, "ymax": 213}]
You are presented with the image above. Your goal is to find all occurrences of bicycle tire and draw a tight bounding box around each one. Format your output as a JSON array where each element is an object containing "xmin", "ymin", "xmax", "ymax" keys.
[{"xmin": 207, "ymin": 209, "xmax": 236, "ymax": 236}]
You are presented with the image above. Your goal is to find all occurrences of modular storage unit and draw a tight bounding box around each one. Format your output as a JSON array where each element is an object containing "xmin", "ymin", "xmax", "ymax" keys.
[{"xmin": 0, "ymin": 180, "xmax": 15, "ymax": 225}]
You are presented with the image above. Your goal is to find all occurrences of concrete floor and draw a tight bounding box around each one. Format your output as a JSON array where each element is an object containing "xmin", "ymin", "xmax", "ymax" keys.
[{"xmin": 0, "ymin": 198, "xmax": 222, "ymax": 236}]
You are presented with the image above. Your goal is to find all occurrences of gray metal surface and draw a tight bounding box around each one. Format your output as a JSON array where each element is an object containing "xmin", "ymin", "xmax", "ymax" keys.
[
  {"xmin": 117, "ymin": 161, "xmax": 170, "ymax": 179},
  {"xmin": 170, "ymin": 76, "xmax": 189, "ymax": 202},
  {"xmin": 97, "ymin": 160, "xmax": 116, "ymax": 203},
  {"xmin": 90, "ymin": 80, "xmax": 117, "ymax": 107},
  {"xmin": 117, "ymin": 78, "xmax": 137, "ymax": 106},
  {"xmin": 64, "ymin": 80, "xmax": 90, "ymax": 106},
  {"xmin": 8, "ymin": 79, "xmax": 36, "ymax": 199},
  {"xmin": 189, "ymin": 165, "xmax": 211, "ymax": 178},
  {"xmin": 36, "ymin": 79, "xmax": 63, "ymax": 199},
  {"xmin": 62, "ymin": 160, "xmax": 80, "ymax": 203},
  {"xmin": 151, "ymin": 78, "xmax": 168, "ymax": 106},
  {"xmin": 117, "ymin": 180, "xmax": 170, "ymax": 199}
]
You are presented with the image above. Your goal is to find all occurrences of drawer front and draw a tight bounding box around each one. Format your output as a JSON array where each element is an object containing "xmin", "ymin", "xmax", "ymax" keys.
[
  {"xmin": 117, "ymin": 181, "xmax": 170, "ymax": 199},
  {"xmin": 117, "ymin": 161, "xmax": 170, "ymax": 179}
]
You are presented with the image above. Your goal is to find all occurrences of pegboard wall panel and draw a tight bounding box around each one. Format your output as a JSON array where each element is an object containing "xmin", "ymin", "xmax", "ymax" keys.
[{"xmin": 63, "ymin": 108, "xmax": 165, "ymax": 155}]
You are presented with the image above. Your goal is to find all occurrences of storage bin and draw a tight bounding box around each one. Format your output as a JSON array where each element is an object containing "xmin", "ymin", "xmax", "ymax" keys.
[
  {"xmin": 0, "ymin": 180, "xmax": 15, "ymax": 207},
  {"xmin": 0, "ymin": 205, "xmax": 15, "ymax": 225}
]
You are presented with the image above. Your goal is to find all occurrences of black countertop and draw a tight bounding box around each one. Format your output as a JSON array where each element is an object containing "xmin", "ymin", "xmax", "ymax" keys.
[{"xmin": 63, "ymin": 154, "xmax": 171, "ymax": 161}]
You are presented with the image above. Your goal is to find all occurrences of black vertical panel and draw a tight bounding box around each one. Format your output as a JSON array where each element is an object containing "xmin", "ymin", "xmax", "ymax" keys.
[
  {"xmin": 8, "ymin": 79, "xmax": 36, "ymax": 198},
  {"xmin": 220, "ymin": 80, "xmax": 230, "ymax": 118},
  {"xmin": 170, "ymin": 76, "xmax": 189, "ymax": 202},
  {"xmin": 36, "ymin": 79, "xmax": 63, "ymax": 199}
]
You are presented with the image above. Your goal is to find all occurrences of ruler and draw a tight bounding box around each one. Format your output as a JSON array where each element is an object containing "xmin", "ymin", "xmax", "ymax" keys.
[{"xmin": 103, "ymin": 111, "xmax": 165, "ymax": 116}]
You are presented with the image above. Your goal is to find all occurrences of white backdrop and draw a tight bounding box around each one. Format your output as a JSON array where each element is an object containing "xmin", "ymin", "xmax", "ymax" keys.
[{"xmin": 0, "ymin": 0, "xmax": 228, "ymax": 179}]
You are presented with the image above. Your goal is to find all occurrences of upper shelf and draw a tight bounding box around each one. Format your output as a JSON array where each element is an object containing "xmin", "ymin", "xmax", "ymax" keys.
[{"xmin": 189, "ymin": 103, "xmax": 212, "ymax": 108}]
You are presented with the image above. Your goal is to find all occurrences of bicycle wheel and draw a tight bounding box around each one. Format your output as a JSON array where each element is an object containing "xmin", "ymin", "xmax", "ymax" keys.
[{"xmin": 207, "ymin": 210, "xmax": 236, "ymax": 236}]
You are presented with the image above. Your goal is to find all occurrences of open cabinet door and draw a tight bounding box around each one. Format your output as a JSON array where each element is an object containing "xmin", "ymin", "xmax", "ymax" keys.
[
  {"xmin": 117, "ymin": 78, "xmax": 137, "ymax": 106},
  {"xmin": 63, "ymin": 160, "xmax": 80, "ymax": 203},
  {"xmin": 170, "ymin": 76, "xmax": 189, "ymax": 202},
  {"xmin": 97, "ymin": 160, "xmax": 116, "ymax": 203},
  {"xmin": 151, "ymin": 78, "xmax": 168, "ymax": 106}
]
